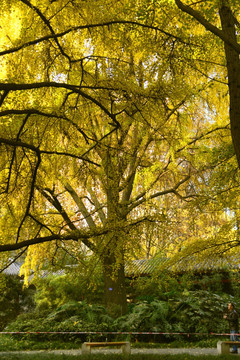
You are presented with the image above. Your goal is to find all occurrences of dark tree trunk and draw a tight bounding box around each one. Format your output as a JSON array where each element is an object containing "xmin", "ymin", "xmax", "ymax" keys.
[
  {"xmin": 102, "ymin": 251, "xmax": 127, "ymax": 316},
  {"xmin": 219, "ymin": 5, "xmax": 240, "ymax": 167}
]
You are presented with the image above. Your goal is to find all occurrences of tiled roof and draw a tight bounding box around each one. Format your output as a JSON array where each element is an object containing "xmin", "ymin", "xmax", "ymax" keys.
[
  {"xmin": 125, "ymin": 257, "xmax": 164, "ymax": 276},
  {"xmin": 2, "ymin": 261, "xmax": 22, "ymax": 276},
  {"xmin": 125, "ymin": 255, "xmax": 240, "ymax": 277},
  {"xmin": 3, "ymin": 255, "xmax": 240, "ymax": 278}
]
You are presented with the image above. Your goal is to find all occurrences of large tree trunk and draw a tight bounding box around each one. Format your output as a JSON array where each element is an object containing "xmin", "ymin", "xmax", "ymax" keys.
[
  {"xmin": 102, "ymin": 250, "xmax": 127, "ymax": 316},
  {"xmin": 219, "ymin": 5, "xmax": 240, "ymax": 167}
]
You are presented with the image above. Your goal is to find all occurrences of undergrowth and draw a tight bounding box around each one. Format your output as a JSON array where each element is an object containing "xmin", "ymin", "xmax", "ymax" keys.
[{"xmin": 0, "ymin": 333, "xmax": 226, "ymax": 352}]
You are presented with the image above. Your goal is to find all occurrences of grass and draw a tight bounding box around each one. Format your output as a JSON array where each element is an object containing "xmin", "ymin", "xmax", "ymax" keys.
[
  {"xmin": 0, "ymin": 336, "xmax": 76, "ymax": 351},
  {"xmin": 0, "ymin": 334, "xmax": 223, "ymax": 351}
]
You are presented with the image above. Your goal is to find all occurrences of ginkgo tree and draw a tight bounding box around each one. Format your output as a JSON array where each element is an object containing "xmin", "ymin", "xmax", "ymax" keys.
[{"xmin": 0, "ymin": 0, "xmax": 234, "ymax": 314}]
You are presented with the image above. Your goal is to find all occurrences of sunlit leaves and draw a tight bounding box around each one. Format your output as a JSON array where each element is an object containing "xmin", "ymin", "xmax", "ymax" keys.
[{"xmin": 0, "ymin": 0, "xmax": 239, "ymax": 299}]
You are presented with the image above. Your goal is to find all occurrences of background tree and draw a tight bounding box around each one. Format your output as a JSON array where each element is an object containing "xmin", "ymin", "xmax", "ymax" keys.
[{"xmin": 175, "ymin": 0, "xmax": 240, "ymax": 167}]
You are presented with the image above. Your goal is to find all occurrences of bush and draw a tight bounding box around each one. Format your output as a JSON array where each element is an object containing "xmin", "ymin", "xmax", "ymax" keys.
[
  {"xmin": 130, "ymin": 272, "xmax": 191, "ymax": 301},
  {"xmin": 5, "ymin": 300, "xmax": 114, "ymax": 343},
  {"xmin": 34, "ymin": 270, "xmax": 104, "ymax": 312},
  {"xmin": 6, "ymin": 291, "xmax": 238, "ymax": 343},
  {"xmin": 0, "ymin": 274, "xmax": 34, "ymax": 330},
  {"xmin": 168, "ymin": 290, "xmax": 235, "ymax": 335},
  {"xmin": 113, "ymin": 290, "xmax": 238, "ymax": 342},
  {"xmin": 5, "ymin": 266, "xmax": 240, "ymax": 348},
  {"xmin": 114, "ymin": 300, "xmax": 171, "ymax": 332},
  {"xmin": 130, "ymin": 271, "xmax": 240, "ymax": 303}
]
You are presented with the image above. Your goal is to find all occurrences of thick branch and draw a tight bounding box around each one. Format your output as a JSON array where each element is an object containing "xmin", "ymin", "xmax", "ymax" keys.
[
  {"xmin": 0, "ymin": 20, "xmax": 188, "ymax": 57},
  {"xmin": 176, "ymin": 125, "xmax": 230, "ymax": 153},
  {"xmin": 40, "ymin": 150, "xmax": 100, "ymax": 166},
  {"xmin": 0, "ymin": 137, "xmax": 40, "ymax": 152},
  {"xmin": 0, "ymin": 220, "xmax": 131, "ymax": 252},
  {"xmin": 0, "ymin": 137, "xmax": 41, "ymax": 232},
  {"xmin": 0, "ymin": 136, "xmax": 99, "ymax": 166},
  {"xmin": 64, "ymin": 182, "xmax": 97, "ymax": 230},
  {"xmin": 0, "ymin": 90, "xmax": 9, "ymax": 106},
  {"xmin": 0, "ymin": 248, "xmax": 27, "ymax": 274},
  {"xmin": 175, "ymin": 0, "xmax": 240, "ymax": 53},
  {"xmin": 20, "ymin": 0, "xmax": 71, "ymax": 61},
  {"xmin": 7, "ymin": 113, "xmax": 31, "ymax": 192},
  {"xmin": 128, "ymin": 174, "xmax": 191, "ymax": 212},
  {"xmin": 0, "ymin": 82, "xmax": 119, "ymax": 127},
  {"xmin": 16, "ymin": 144, "xmax": 41, "ymax": 242},
  {"xmin": 0, "ymin": 233, "xmax": 79, "ymax": 252},
  {"xmin": 0, "ymin": 109, "xmax": 90, "ymax": 141},
  {"xmin": 87, "ymin": 186, "xmax": 106, "ymax": 225},
  {"xmin": 40, "ymin": 188, "xmax": 78, "ymax": 232}
]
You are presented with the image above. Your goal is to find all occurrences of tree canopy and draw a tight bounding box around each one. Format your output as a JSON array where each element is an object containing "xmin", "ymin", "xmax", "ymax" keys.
[{"xmin": 0, "ymin": 0, "xmax": 239, "ymax": 313}]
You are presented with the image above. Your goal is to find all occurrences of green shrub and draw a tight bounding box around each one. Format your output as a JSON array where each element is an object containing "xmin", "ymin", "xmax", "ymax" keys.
[
  {"xmin": 113, "ymin": 290, "xmax": 238, "ymax": 342},
  {"xmin": 6, "ymin": 291, "xmax": 238, "ymax": 344},
  {"xmin": 33, "ymin": 270, "xmax": 104, "ymax": 313},
  {"xmin": 168, "ymin": 290, "xmax": 236, "ymax": 335},
  {"xmin": 130, "ymin": 271, "xmax": 238, "ymax": 303},
  {"xmin": 5, "ymin": 300, "xmax": 113, "ymax": 343},
  {"xmin": 114, "ymin": 300, "xmax": 171, "ymax": 332},
  {"xmin": 4, "ymin": 268, "xmax": 240, "ymax": 348},
  {"xmin": 130, "ymin": 272, "xmax": 191, "ymax": 301},
  {"xmin": 0, "ymin": 274, "xmax": 34, "ymax": 330}
]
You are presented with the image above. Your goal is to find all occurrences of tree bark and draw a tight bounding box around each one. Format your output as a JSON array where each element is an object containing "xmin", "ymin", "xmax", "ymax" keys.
[
  {"xmin": 102, "ymin": 250, "xmax": 127, "ymax": 316},
  {"xmin": 219, "ymin": 4, "xmax": 240, "ymax": 168}
]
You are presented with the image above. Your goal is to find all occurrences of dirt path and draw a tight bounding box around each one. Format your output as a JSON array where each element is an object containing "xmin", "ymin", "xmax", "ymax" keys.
[{"xmin": 0, "ymin": 348, "xmax": 218, "ymax": 356}]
